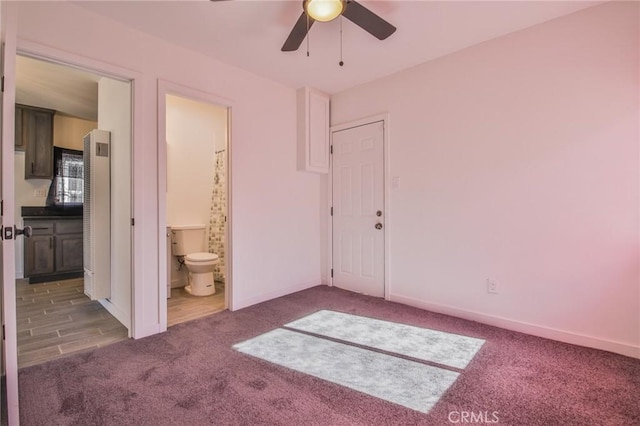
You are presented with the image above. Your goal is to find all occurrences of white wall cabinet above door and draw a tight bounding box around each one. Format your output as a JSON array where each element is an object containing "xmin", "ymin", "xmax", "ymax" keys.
[{"xmin": 297, "ymin": 87, "xmax": 330, "ymax": 173}]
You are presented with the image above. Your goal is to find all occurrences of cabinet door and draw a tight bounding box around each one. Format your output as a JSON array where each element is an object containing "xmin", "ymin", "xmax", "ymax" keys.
[
  {"xmin": 307, "ymin": 90, "xmax": 330, "ymax": 172},
  {"xmin": 24, "ymin": 108, "xmax": 54, "ymax": 179},
  {"xmin": 55, "ymin": 234, "xmax": 84, "ymax": 273},
  {"xmin": 14, "ymin": 105, "xmax": 25, "ymax": 150},
  {"xmin": 24, "ymin": 235, "xmax": 55, "ymax": 276},
  {"xmin": 297, "ymin": 87, "xmax": 330, "ymax": 173}
]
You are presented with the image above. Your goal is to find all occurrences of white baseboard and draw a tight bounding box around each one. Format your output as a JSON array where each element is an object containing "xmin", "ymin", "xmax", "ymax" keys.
[
  {"xmin": 99, "ymin": 298, "xmax": 131, "ymax": 336},
  {"xmin": 233, "ymin": 280, "xmax": 321, "ymax": 311},
  {"xmin": 389, "ymin": 293, "xmax": 640, "ymax": 359},
  {"xmin": 171, "ymin": 278, "xmax": 184, "ymax": 288}
]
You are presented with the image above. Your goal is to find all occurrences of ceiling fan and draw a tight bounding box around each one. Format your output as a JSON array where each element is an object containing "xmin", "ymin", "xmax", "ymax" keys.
[{"xmin": 282, "ymin": 0, "xmax": 397, "ymax": 52}]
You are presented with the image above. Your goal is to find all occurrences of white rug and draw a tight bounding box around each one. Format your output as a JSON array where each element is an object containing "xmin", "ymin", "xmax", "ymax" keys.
[
  {"xmin": 234, "ymin": 310, "xmax": 487, "ymax": 413},
  {"xmin": 285, "ymin": 310, "xmax": 485, "ymax": 369},
  {"xmin": 233, "ymin": 328, "xmax": 459, "ymax": 413}
]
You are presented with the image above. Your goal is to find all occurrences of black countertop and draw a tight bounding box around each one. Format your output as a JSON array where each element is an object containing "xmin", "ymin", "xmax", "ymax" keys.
[{"xmin": 22, "ymin": 206, "xmax": 83, "ymax": 217}]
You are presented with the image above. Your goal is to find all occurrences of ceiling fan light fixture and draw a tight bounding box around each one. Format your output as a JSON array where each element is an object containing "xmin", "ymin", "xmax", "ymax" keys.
[{"xmin": 304, "ymin": 0, "xmax": 345, "ymax": 22}]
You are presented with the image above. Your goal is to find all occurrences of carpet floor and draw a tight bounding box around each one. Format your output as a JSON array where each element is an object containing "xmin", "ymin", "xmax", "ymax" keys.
[{"xmin": 18, "ymin": 285, "xmax": 640, "ymax": 425}]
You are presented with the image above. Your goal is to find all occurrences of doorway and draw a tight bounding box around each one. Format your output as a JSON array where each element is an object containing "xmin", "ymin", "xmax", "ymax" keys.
[
  {"xmin": 159, "ymin": 86, "xmax": 231, "ymax": 328},
  {"xmin": 331, "ymin": 119, "xmax": 386, "ymax": 297},
  {"xmin": 13, "ymin": 54, "xmax": 132, "ymax": 367}
]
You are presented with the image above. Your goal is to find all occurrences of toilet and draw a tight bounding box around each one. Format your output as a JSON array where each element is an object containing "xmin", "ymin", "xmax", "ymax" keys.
[{"xmin": 170, "ymin": 225, "xmax": 219, "ymax": 296}]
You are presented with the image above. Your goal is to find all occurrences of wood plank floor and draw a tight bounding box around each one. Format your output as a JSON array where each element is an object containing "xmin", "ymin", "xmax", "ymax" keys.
[
  {"xmin": 16, "ymin": 278, "xmax": 225, "ymax": 367},
  {"xmin": 16, "ymin": 278, "xmax": 129, "ymax": 369},
  {"xmin": 167, "ymin": 281, "xmax": 226, "ymax": 327}
]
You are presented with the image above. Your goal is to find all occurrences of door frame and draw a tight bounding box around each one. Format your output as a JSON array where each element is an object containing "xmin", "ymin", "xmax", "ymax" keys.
[
  {"xmin": 329, "ymin": 113, "xmax": 391, "ymax": 300},
  {"xmin": 157, "ymin": 79, "xmax": 234, "ymax": 331},
  {"xmin": 12, "ymin": 39, "xmax": 143, "ymax": 332},
  {"xmin": 1, "ymin": 3, "xmax": 20, "ymax": 423}
]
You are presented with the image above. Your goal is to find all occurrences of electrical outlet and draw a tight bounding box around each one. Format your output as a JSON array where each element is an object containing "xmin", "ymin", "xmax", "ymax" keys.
[
  {"xmin": 487, "ymin": 278, "xmax": 499, "ymax": 294},
  {"xmin": 34, "ymin": 188, "xmax": 47, "ymax": 198}
]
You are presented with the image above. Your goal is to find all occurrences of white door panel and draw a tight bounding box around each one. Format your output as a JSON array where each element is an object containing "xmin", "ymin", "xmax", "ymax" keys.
[
  {"xmin": 332, "ymin": 121, "xmax": 384, "ymax": 297},
  {"xmin": 1, "ymin": 2, "xmax": 21, "ymax": 423}
]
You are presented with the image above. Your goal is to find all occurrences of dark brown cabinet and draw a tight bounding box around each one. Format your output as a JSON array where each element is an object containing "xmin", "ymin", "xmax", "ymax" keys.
[
  {"xmin": 24, "ymin": 217, "xmax": 83, "ymax": 283},
  {"xmin": 55, "ymin": 219, "xmax": 83, "ymax": 272},
  {"xmin": 25, "ymin": 235, "xmax": 54, "ymax": 276},
  {"xmin": 16, "ymin": 104, "xmax": 55, "ymax": 179}
]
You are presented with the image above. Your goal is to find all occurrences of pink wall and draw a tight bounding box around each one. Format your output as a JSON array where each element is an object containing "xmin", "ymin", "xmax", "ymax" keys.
[
  {"xmin": 330, "ymin": 2, "xmax": 639, "ymax": 357},
  {"xmin": 14, "ymin": 2, "xmax": 323, "ymax": 335}
]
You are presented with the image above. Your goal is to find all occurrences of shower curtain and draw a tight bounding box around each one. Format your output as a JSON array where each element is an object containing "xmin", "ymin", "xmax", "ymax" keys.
[{"xmin": 208, "ymin": 150, "xmax": 226, "ymax": 282}]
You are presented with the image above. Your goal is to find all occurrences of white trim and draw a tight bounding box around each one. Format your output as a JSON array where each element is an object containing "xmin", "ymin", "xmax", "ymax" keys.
[
  {"xmin": 326, "ymin": 153, "xmax": 334, "ymax": 287},
  {"xmin": 17, "ymin": 39, "xmax": 138, "ymax": 84},
  {"xmin": 157, "ymin": 79, "xmax": 234, "ymax": 328},
  {"xmin": 233, "ymin": 280, "xmax": 321, "ymax": 311},
  {"xmin": 331, "ymin": 113, "xmax": 389, "ymax": 133},
  {"xmin": 381, "ymin": 115, "xmax": 391, "ymax": 300},
  {"xmin": 1, "ymin": 3, "xmax": 20, "ymax": 423},
  {"xmin": 329, "ymin": 113, "xmax": 391, "ymax": 300},
  {"xmin": 225, "ymin": 107, "xmax": 234, "ymax": 310},
  {"xmin": 14, "ymin": 40, "xmax": 143, "ymax": 338},
  {"xmin": 390, "ymin": 293, "xmax": 640, "ymax": 359},
  {"xmin": 157, "ymin": 85, "xmax": 168, "ymax": 332}
]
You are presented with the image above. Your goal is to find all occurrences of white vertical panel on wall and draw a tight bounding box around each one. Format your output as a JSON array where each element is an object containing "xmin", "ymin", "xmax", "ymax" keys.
[{"xmin": 297, "ymin": 87, "xmax": 330, "ymax": 174}]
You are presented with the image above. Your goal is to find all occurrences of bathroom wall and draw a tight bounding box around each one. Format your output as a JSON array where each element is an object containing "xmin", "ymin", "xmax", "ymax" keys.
[{"xmin": 166, "ymin": 94, "xmax": 227, "ymax": 287}]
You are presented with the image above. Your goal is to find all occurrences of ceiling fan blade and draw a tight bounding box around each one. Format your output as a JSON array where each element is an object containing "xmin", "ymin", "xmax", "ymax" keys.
[
  {"xmin": 342, "ymin": 0, "xmax": 396, "ymax": 40},
  {"xmin": 282, "ymin": 12, "xmax": 316, "ymax": 52}
]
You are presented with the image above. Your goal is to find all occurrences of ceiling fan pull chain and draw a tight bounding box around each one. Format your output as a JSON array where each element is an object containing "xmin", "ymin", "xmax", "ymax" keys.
[{"xmin": 339, "ymin": 16, "xmax": 344, "ymax": 66}]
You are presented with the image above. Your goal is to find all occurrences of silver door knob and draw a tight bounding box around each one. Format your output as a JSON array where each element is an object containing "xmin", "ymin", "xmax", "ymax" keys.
[{"xmin": 375, "ymin": 223, "xmax": 383, "ymax": 230}]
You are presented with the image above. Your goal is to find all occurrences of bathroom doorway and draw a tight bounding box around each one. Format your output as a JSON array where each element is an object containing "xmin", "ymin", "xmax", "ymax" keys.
[{"xmin": 159, "ymin": 84, "xmax": 231, "ymax": 328}]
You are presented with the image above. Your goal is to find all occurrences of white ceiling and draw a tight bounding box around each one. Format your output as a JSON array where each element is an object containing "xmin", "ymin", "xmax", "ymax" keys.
[
  {"xmin": 74, "ymin": 0, "xmax": 603, "ymax": 94},
  {"xmin": 16, "ymin": 1, "xmax": 602, "ymax": 120}
]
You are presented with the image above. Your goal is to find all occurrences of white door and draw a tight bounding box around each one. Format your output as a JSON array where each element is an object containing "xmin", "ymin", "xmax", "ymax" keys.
[
  {"xmin": 1, "ymin": 3, "xmax": 20, "ymax": 424},
  {"xmin": 332, "ymin": 121, "xmax": 385, "ymax": 297}
]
